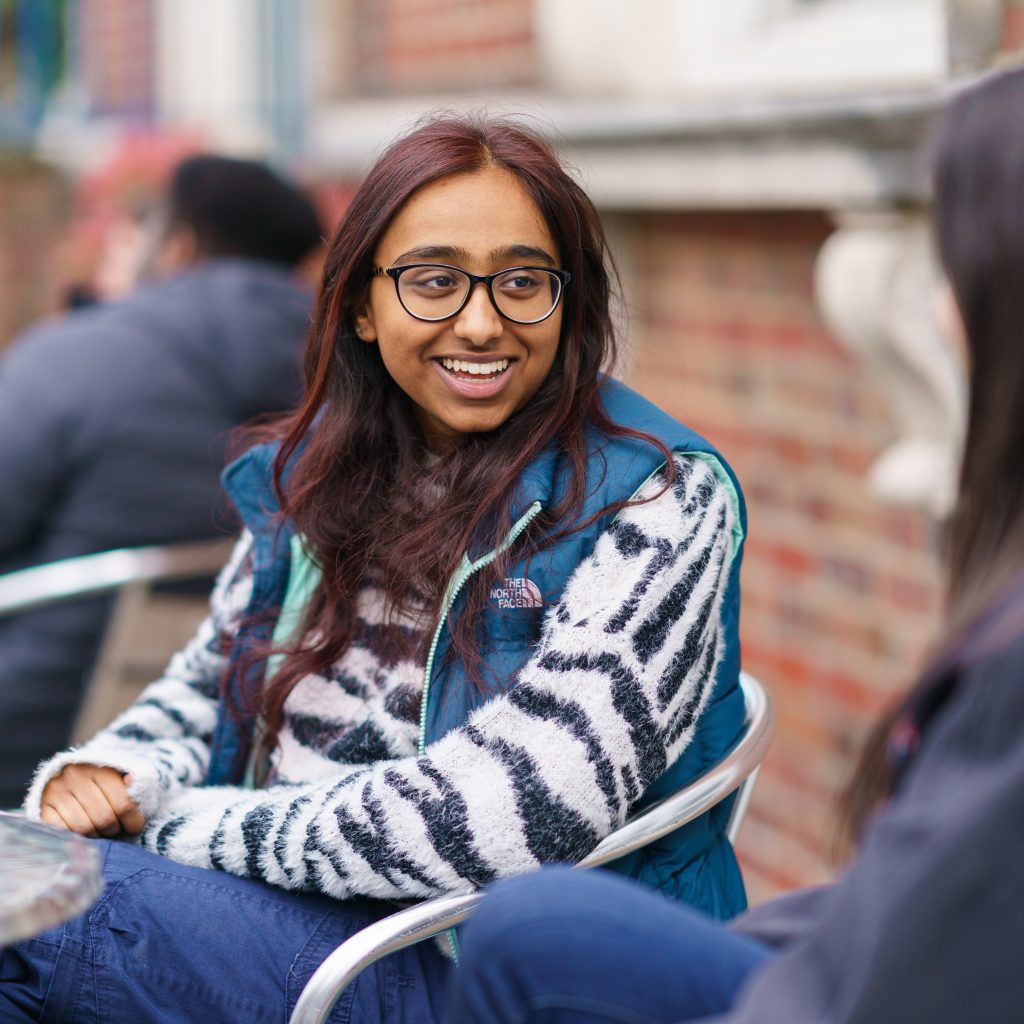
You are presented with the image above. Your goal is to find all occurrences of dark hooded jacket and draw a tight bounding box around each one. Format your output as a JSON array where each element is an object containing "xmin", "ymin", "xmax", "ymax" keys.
[
  {"xmin": 0, "ymin": 259, "xmax": 311, "ymax": 806},
  {"xmin": 719, "ymin": 585, "xmax": 1024, "ymax": 1023}
]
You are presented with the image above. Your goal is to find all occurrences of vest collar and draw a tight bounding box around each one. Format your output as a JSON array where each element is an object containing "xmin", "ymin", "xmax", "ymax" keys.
[{"xmin": 220, "ymin": 378, "xmax": 691, "ymax": 545}]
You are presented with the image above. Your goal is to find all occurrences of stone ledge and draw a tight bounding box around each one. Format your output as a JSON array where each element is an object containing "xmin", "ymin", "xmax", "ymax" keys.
[{"xmin": 307, "ymin": 85, "xmax": 955, "ymax": 209}]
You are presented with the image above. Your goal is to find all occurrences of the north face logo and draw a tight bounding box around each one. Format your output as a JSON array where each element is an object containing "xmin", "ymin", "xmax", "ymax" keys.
[{"xmin": 489, "ymin": 577, "xmax": 543, "ymax": 609}]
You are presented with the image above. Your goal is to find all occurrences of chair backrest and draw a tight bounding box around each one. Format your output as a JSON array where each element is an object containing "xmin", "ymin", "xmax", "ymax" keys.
[
  {"xmin": 0, "ymin": 539, "xmax": 235, "ymax": 739},
  {"xmin": 0, "ymin": 540, "xmax": 235, "ymax": 617},
  {"xmin": 288, "ymin": 671, "xmax": 775, "ymax": 1024}
]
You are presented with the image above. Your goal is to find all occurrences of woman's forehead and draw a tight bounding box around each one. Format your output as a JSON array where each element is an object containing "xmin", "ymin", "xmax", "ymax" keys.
[{"xmin": 376, "ymin": 166, "xmax": 559, "ymax": 265}]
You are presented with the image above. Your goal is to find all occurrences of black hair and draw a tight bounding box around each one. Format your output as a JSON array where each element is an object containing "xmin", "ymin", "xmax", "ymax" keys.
[
  {"xmin": 166, "ymin": 155, "xmax": 324, "ymax": 267},
  {"xmin": 839, "ymin": 66, "xmax": 1024, "ymax": 849},
  {"xmin": 935, "ymin": 67, "xmax": 1024, "ymax": 626}
]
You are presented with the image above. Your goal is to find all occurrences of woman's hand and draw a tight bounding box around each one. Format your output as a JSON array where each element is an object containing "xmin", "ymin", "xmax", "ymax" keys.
[{"xmin": 40, "ymin": 764, "xmax": 146, "ymax": 837}]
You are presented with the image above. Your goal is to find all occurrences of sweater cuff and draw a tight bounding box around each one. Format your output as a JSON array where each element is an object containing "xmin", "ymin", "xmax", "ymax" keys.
[{"xmin": 23, "ymin": 746, "xmax": 165, "ymax": 820}]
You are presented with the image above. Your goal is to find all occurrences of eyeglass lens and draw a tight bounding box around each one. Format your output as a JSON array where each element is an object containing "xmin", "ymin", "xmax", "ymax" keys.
[{"xmin": 396, "ymin": 267, "xmax": 562, "ymax": 323}]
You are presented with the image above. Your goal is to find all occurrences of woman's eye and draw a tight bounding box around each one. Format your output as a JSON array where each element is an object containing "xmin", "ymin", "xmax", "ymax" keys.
[
  {"xmin": 500, "ymin": 273, "xmax": 541, "ymax": 292},
  {"xmin": 406, "ymin": 271, "xmax": 459, "ymax": 290}
]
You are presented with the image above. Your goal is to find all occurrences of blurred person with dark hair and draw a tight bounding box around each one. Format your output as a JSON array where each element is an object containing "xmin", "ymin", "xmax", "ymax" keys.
[
  {"xmin": 447, "ymin": 66, "xmax": 1024, "ymax": 1024},
  {"xmin": 0, "ymin": 154, "xmax": 323, "ymax": 808}
]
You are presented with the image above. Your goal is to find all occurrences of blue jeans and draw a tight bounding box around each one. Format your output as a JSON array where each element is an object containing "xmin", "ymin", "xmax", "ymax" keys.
[
  {"xmin": 0, "ymin": 838, "xmax": 449, "ymax": 1024},
  {"xmin": 450, "ymin": 868, "xmax": 773, "ymax": 1024}
]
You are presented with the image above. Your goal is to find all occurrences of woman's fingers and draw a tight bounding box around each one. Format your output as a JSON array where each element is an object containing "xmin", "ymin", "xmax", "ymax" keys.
[
  {"xmin": 39, "ymin": 763, "xmax": 145, "ymax": 837},
  {"xmin": 41, "ymin": 789, "xmax": 100, "ymax": 837},
  {"xmin": 78, "ymin": 777, "xmax": 128, "ymax": 837},
  {"xmin": 39, "ymin": 801, "xmax": 73, "ymax": 832},
  {"xmin": 92, "ymin": 770, "xmax": 146, "ymax": 835}
]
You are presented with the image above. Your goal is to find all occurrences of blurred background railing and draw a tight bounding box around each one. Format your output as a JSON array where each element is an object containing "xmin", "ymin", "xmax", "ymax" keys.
[{"xmin": 1, "ymin": 0, "xmax": 1021, "ymax": 903}]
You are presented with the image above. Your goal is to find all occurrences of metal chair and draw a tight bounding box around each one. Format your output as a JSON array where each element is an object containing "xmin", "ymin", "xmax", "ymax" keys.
[
  {"xmin": 0, "ymin": 539, "xmax": 235, "ymax": 738},
  {"xmin": 0, "ymin": 539, "xmax": 236, "ymax": 616},
  {"xmin": 289, "ymin": 671, "xmax": 775, "ymax": 1024}
]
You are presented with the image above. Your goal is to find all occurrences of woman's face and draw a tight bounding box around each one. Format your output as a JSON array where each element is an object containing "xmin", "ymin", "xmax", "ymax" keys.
[{"xmin": 355, "ymin": 165, "xmax": 564, "ymax": 451}]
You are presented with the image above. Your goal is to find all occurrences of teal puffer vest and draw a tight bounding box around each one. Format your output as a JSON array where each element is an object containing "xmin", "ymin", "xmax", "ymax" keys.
[{"xmin": 206, "ymin": 377, "xmax": 748, "ymax": 919}]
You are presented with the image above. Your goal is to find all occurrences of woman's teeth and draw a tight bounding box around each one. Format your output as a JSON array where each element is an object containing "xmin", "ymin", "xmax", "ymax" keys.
[{"xmin": 440, "ymin": 357, "xmax": 510, "ymax": 376}]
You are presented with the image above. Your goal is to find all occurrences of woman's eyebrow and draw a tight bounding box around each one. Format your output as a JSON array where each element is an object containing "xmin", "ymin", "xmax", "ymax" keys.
[
  {"xmin": 392, "ymin": 245, "xmax": 472, "ymax": 265},
  {"xmin": 491, "ymin": 244, "xmax": 556, "ymax": 266},
  {"xmin": 391, "ymin": 243, "xmax": 558, "ymax": 267}
]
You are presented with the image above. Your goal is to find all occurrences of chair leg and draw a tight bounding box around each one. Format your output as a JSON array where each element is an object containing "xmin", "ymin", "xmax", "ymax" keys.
[{"xmin": 725, "ymin": 765, "xmax": 760, "ymax": 845}]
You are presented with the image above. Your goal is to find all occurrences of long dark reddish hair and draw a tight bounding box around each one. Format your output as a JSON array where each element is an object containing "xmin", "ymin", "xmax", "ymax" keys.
[
  {"xmin": 227, "ymin": 114, "xmax": 671, "ymax": 763},
  {"xmin": 839, "ymin": 67, "xmax": 1024, "ymax": 847}
]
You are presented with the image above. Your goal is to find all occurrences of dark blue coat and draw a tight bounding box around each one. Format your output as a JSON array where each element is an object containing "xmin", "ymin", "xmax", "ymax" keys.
[{"xmin": 0, "ymin": 260, "xmax": 312, "ymax": 806}]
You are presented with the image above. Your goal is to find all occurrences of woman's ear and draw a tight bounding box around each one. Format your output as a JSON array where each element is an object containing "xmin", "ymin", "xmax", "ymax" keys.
[{"xmin": 353, "ymin": 308, "xmax": 378, "ymax": 343}]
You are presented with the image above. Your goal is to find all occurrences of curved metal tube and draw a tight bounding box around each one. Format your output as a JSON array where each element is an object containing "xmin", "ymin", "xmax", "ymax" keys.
[
  {"xmin": 578, "ymin": 672, "xmax": 773, "ymax": 868},
  {"xmin": 289, "ymin": 672, "xmax": 775, "ymax": 1024},
  {"xmin": 0, "ymin": 539, "xmax": 235, "ymax": 617}
]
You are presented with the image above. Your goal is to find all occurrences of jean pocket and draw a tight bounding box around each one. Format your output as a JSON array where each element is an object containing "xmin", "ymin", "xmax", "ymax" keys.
[
  {"xmin": 89, "ymin": 867, "xmax": 349, "ymax": 1024},
  {"xmin": 5, "ymin": 927, "xmax": 88, "ymax": 1024},
  {"xmin": 287, "ymin": 907, "xmax": 398, "ymax": 1024}
]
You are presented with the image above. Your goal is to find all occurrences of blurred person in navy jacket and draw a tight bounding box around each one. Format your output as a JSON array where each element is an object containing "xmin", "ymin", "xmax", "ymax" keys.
[{"xmin": 0, "ymin": 154, "xmax": 323, "ymax": 807}]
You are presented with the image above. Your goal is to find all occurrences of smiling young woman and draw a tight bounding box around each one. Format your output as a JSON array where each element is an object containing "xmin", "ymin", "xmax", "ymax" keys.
[{"xmin": 8, "ymin": 116, "xmax": 749, "ymax": 1024}]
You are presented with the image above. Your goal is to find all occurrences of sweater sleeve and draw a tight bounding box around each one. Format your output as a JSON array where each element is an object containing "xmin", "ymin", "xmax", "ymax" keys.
[
  {"xmin": 22, "ymin": 532, "xmax": 254, "ymax": 820},
  {"xmin": 707, "ymin": 636, "xmax": 1024, "ymax": 1024},
  {"xmin": 135, "ymin": 456, "xmax": 738, "ymax": 901}
]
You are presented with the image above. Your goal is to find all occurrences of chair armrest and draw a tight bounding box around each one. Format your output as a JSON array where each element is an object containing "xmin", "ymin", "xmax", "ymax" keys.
[
  {"xmin": 289, "ymin": 672, "xmax": 775, "ymax": 1024},
  {"xmin": 580, "ymin": 671, "xmax": 774, "ymax": 866}
]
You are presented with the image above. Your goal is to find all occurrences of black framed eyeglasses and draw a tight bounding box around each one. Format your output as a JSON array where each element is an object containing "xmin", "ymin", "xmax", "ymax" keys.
[{"xmin": 371, "ymin": 263, "xmax": 571, "ymax": 325}]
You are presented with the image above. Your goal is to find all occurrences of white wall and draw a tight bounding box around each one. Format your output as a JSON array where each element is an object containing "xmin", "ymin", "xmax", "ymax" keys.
[
  {"xmin": 536, "ymin": 0, "xmax": 957, "ymax": 99},
  {"xmin": 154, "ymin": 0, "xmax": 269, "ymax": 152}
]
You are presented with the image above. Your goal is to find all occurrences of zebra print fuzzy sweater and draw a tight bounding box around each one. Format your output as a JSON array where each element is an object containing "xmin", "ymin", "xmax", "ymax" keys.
[{"xmin": 26, "ymin": 455, "xmax": 735, "ymax": 902}]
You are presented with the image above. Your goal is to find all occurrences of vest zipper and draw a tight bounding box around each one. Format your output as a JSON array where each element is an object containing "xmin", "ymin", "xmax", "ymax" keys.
[
  {"xmin": 417, "ymin": 500, "xmax": 543, "ymax": 754},
  {"xmin": 417, "ymin": 499, "xmax": 542, "ymax": 963}
]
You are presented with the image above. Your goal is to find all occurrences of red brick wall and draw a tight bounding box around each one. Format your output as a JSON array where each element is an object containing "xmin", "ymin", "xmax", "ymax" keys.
[
  {"xmin": 1004, "ymin": 0, "xmax": 1024, "ymax": 52},
  {"xmin": 0, "ymin": 161, "xmax": 72, "ymax": 349},
  {"xmin": 349, "ymin": 0, "xmax": 537, "ymax": 94},
  {"xmin": 620, "ymin": 212, "xmax": 945, "ymax": 903}
]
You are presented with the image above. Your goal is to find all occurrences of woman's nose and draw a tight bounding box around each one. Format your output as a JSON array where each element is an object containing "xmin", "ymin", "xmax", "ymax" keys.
[{"xmin": 452, "ymin": 282, "xmax": 503, "ymax": 346}]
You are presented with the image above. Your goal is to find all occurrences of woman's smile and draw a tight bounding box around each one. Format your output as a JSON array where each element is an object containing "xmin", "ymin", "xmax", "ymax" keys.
[
  {"xmin": 437, "ymin": 356, "xmax": 511, "ymax": 377},
  {"xmin": 432, "ymin": 354, "xmax": 517, "ymax": 399}
]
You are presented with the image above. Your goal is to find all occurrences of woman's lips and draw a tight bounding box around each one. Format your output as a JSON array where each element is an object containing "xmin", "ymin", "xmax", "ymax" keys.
[{"xmin": 431, "ymin": 357, "xmax": 516, "ymax": 399}]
